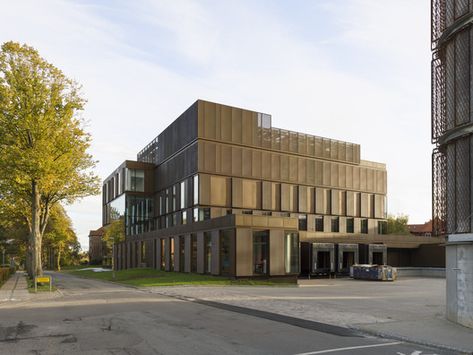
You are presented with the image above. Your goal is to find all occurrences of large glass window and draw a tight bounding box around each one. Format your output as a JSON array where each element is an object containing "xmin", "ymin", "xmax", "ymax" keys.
[
  {"xmin": 315, "ymin": 216, "xmax": 324, "ymax": 232},
  {"xmin": 191, "ymin": 234, "xmax": 197, "ymax": 272},
  {"xmin": 204, "ymin": 232, "xmax": 212, "ymax": 274},
  {"xmin": 347, "ymin": 218, "xmax": 354, "ymax": 233},
  {"xmin": 220, "ymin": 229, "xmax": 234, "ymax": 275},
  {"xmin": 172, "ymin": 185, "xmax": 177, "ymax": 211},
  {"xmin": 331, "ymin": 217, "xmax": 339, "ymax": 233},
  {"xmin": 253, "ymin": 230, "xmax": 269, "ymax": 275},
  {"xmin": 125, "ymin": 169, "xmax": 145, "ymax": 192},
  {"xmin": 193, "ymin": 175, "xmax": 199, "ymax": 205},
  {"xmin": 180, "ymin": 180, "xmax": 186, "ymax": 209},
  {"xmin": 160, "ymin": 239, "xmax": 165, "ymax": 270},
  {"xmin": 125, "ymin": 196, "xmax": 154, "ymax": 236},
  {"xmin": 285, "ymin": 232, "xmax": 299, "ymax": 274},
  {"xmin": 378, "ymin": 221, "xmax": 387, "ymax": 235},
  {"xmin": 361, "ymin": 219, "xmax": 368, "ymax": 234},
  {"xmin": 179, "ymin": 236, "xmax": 185, "ymax": 272},
  {"xmin": 182, "ymin": 210, "xmax": 187, "ymax": 225},
  {"xmin": 170, "ymin": 237, "xmax": 175, "ymax": 270},
  {"xmin": 298, "ymin": 215, "xmax": 307, "ymax": 231}
]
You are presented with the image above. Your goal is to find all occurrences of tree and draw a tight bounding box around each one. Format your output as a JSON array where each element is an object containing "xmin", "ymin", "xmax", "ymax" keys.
[
  {"xmin": 102, "ymin": 218, "xmax": 125, "ymax": 269},
  {"xmin": 43, "ymin": 204, "xmax": 80, "ymax": 271},
  {"xmin": 387, "ymin": 214, "xmax": 411, "ymax": 235},
  {"xmin": 0, "ymin": 42, "xmax": 100, "ymax": 277}
]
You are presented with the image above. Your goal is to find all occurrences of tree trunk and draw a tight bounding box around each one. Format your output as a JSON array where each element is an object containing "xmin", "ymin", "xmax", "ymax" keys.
[
  {"xmin": 57, "ymin": 248, "xmax": 61, "ymax": 271},
  {"xmin": 31, "ymin": 180, "xmax": 43, "ymax": 277}
]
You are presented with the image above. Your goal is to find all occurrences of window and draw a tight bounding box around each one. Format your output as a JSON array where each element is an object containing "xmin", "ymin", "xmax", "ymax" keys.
[
  {"xmin": 347, "ymin": 218, "xmax": 354, "ymax": 233},
  {"xmin": 331, "ymin": 217, "xmax": 339, "ymax": 233},
  {"xmin": 220, "ymin": 229, "xmax": 234, "ymax": 275},
  {"xmin": 172, "ymin": 185, "xmax": 177, "ymax": 211},
  {"xmin": 315, "ymin": 216, "xmax": 324, "ymax": 232},
  {"xmin": 182, "ymin": 210, "xmax": 187, "ymax": 225},
  {"xmin": 170, "ymin": 237, "xmax": 175, "ymax": 270},
  {"xmin": 199, "ymin": 208, "xmax": 211, "ymax": 221},
  {"xmin": 298, "ymin": 215, "xmax": 307, "ymax": 231},
  {"xmin": 180, "ymin": 181, "xmax": 186, "ymax": 209},
  {"xmin": 242, "ymin": 210, "xmax": 253, "ymax": 215},
  {"xmin": 125, "ymin": 169, "xmax": 145, "ymax": 192},
  {"xmin": 253, "ymin": 230, "xmax": 269, "ymax": 275},
  {"xmin": 193, "ymin": 175, "xmax": 199, "ymax": 205},
  {"xmin": 378, "ymin": 221, "xmax": 387, "ymax": 235},
  {"xmin": 361, "ymin": 219, "xmax": 368, "ymax": 234},
  {"xmin": 160, "ymin": 239, "xmax": 165, "ymax": 270},
  {"xmin": 179, "ymin": 236, "xmax": 185, "ymax": 272},
  {"xmin": 193, "ymin": 208, "xmax": 198, "ymax": 222},
  {"xmin": 285, "ymin": 232, "xmax": 299, "ymax": 274},
  {"xmin": 204, "ymin": 232, "xmax": 212, "ymax": 274},
  {"xmin": 141, "ymin": 241, "xmax": 146, "ymax": 264}
]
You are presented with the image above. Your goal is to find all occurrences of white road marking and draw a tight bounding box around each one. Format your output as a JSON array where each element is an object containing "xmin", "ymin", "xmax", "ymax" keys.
[{"xmin": 293, "ymin": 341, "xmax": 403, "ymax": 355}]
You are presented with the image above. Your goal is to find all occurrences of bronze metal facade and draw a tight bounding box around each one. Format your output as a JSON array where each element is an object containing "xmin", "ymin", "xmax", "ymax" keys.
[{"xmin": 103, "ymin": 100, "xmax": 398, "ymax": 277}]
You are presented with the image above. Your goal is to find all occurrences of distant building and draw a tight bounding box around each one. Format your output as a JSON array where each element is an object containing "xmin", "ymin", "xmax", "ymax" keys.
[
  {"xmin": 88, "ymin": 227, "xmax": 105, "ymax": 265},
  {"xmin": 408, "ymin": 221, "xmax": 432, "ymax": 237}
]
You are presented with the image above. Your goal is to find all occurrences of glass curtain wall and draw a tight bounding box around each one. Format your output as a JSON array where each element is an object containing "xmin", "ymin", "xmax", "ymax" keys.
[
  {"xmin": 253, "ymin": 230, "xmax": 269, "ymax": 275},
  {"xmin": 170, "ymin": 237, "xmax": 175, "ymax": 270},
  {"xmin": 220, "ymin": 229, "xmax": 234, "ymax": 275},
  {"xmin": 179, "ymin": 236, "xmax": 185, "ymax": 271}
]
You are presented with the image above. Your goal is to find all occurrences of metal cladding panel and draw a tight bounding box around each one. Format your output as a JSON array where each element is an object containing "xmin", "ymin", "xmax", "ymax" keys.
[
  {"xmin": 446, "ymin": 41, "xmax": 456, "ymax": 130},
  {"xmin": 221, "ymin": 145, "xmax": 232, "ymax": 175},
  {"xmin": 242, "ymin": 148, "xmax": 252, "ymax": 177},
  {"xmin": 359, "ymin": 168, "xmax": 367, "ymax": 191},
  {"xmin": 353, "ymin": 167, "xmax": 360, "ymax": 190},
  {"xmin": 315, "ymin": 187, "xmax": 325, "ymax": 214},
  {"xmin": 331, "ymin": 163, "xmax": 338, "ymax": 187},
  {"xmin": 298, "ymin": 158, "xmax": 306, "ymax": 184},
  {"xmin": 338, "ymin": 165, "xmax": 346, "ymax": 189},
  {"xmin": 306, "ymin": 159, "xmax": 315, "ymax": 185},
  {"xmin": 262, "ymin": 151, "xmax": 271, "ymax": 179},
  {"xmin": 281, "ymin": 155, "xmax": 289, "ymax": 181},
  {"xmin": 231, "ymin": 108, "xmax": 242, "ymax": 143},
  {"xmin": 252, "ymin": 150, "xmax": 262, "ymax": 179},
  {"xmin": 315, "ymin": 161, "xmax": 323, "ymax": 185},
  {"xmin": 456, "ymin": 138, "xmax": 470, "ymax": 232},
  {"xmin": 221, "ymin": 105, "xmax": 232, "ymax": 141},
  {"xmin": 455, "ymin": 30, "xmax": 470, "ymax": 125},
  {"xmin": 323, "ymin": 162, "xmax": 331, "ymax": 186},
  {"xmin": 262, "ymin": 181, "xmax": 272, "ymax": 210},
  {"xmin": 231, "ymin": 147, "xmax": 242, "ymax": 176},
  {"xmin": 331, "ymin": 189, "xmax": 341, "ymax": 215},
  {"xmin": 289, "ymin": 157, "xmax": 298, "ymax": 182},
  {"xmin": 298, "ymin": 185, "xmax": 308, "ymax": 213},
  {"xmin": 360, "ymin": 193, "xmax": 369, "ymax": 218},
  {"xmin": 346, "ymin": 191, "xmax": 355, "ymax": 216},
  {"xmin": 271, "ymin": 154, "xmax": 281, "ymax": 180}
]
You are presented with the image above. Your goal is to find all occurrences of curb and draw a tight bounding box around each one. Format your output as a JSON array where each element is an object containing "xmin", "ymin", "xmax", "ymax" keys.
[{"xmin": 351, "ymin": 326, "xmax": 473, "ymax": 354}]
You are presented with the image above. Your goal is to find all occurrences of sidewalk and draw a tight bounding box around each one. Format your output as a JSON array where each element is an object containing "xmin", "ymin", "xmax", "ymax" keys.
[
  {"xmin": 148, "ymin": 277, "xmax": 473, "ymax": 354},
  {"xmin": 0, "ymin": 271, "xmax": 31, "ymax": 302}
]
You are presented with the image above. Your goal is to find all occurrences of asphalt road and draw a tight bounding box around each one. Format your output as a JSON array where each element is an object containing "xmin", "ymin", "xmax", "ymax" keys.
[{"xmin": 0, "ymin": 272, "xmax": 458, "ymax": 355}]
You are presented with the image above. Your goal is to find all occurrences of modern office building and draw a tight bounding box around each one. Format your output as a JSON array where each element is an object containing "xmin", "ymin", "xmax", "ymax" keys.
[
  {"xmin": 104, "ymin": 100, "xmax": 442, "ymax": 278},
  {"xmin": 432, "ymin": 0, "xmax": 473, "ymax": 327}
]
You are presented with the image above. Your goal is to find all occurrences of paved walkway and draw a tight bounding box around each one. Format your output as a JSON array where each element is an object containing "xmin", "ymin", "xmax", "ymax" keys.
[
  {"xmin": 0, "ymin": 271, "xmax": 31, "ymax": 302},
  {"xmin": 148, "ymin": 278, "xmax": 473, "ymax": 354}
]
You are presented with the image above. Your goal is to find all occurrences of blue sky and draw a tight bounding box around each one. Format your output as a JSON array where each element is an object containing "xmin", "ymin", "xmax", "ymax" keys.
[{"xmin": 0, "ymin": 0, "xmax": 432, "ymax": 250}]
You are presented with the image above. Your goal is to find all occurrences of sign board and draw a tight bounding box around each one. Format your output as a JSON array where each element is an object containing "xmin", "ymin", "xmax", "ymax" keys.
[{"xmin": 34, "ymin": 275, "xmax": 52, "ymax": 292}]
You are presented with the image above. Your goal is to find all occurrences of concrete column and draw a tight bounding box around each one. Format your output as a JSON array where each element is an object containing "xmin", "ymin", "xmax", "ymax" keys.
[
  {"xmin": 211, "ymin": 230, "xmax": 220, "ymax": 275},
  {"xmin": 339, "ymin": 217, "xmax": 346, "ymax": 234},
  {"xmin": 446, "ymin": 235, "xmax": 473, "ymax": 328},
  {"xmin": 323, "ymin": 216, "xmax": 331, "ymax": 233},
  {"xmin": 196, "ymin": 232, "xmax": 204, "ymax": 274},
  {"xmin": 184, "ymin": 234, "xmax": 191, "ymax": 273}
]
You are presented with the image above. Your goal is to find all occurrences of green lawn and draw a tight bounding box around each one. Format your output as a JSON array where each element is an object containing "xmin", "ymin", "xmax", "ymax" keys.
[
  {"xmin": 26, "ymin": 278, "xmax": 57, "ymax": 293},
  {"xmin": 66, "ymin": 268, "xmax": 295, "ymax": 287}
]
